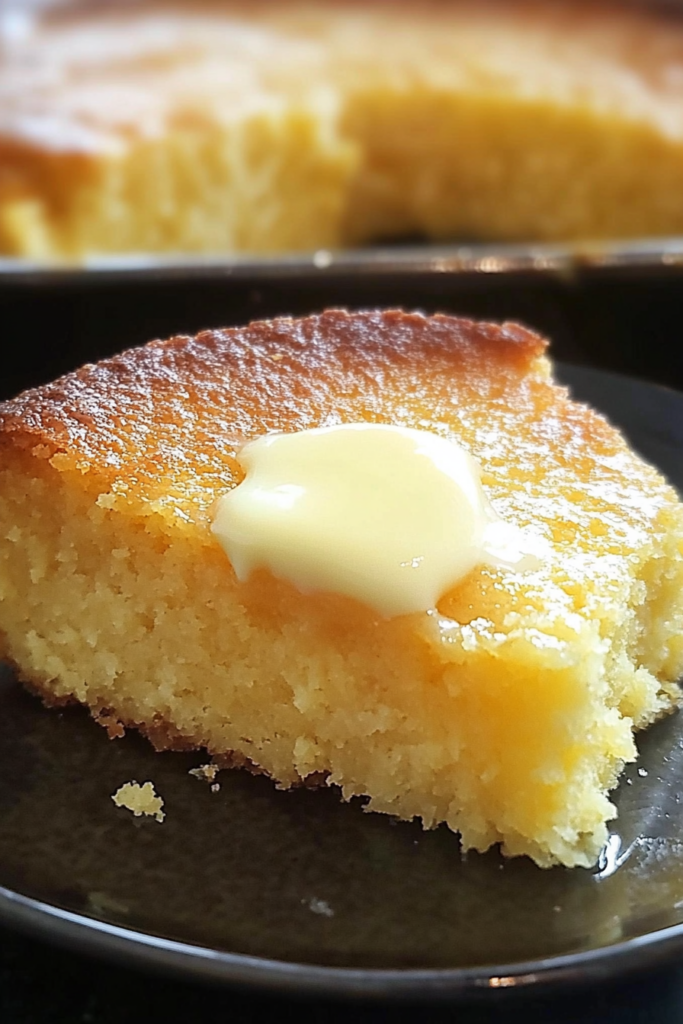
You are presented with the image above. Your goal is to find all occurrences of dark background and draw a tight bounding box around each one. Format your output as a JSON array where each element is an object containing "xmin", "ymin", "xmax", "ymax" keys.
[
  {"xmin": 2, "ymin": 263, "xmax": 683, "ymax": 401},
  {"xmin": 2, "ymin": 263, "xmax": 683, "ymax": 1022},
  {"xmin": 3, "ymin": 926, "xmax": 683, "ymax": 1024}
]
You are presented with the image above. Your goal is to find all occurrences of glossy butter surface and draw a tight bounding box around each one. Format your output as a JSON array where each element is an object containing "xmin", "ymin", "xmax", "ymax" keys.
[{"xmin": 212, "ymin": 423, "xmax": 540, "ymax": 616}]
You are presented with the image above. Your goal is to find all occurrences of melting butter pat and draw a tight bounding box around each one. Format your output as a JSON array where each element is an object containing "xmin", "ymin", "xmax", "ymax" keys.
[{"xmin": 211, "ymin": 424, "xmax": 541, "ymax": 617}]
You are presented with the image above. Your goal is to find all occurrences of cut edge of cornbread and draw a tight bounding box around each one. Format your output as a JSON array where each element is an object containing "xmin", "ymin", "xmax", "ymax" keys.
[
  {"xmin": 0, "ymin": 101, "xmax": 359, "ymax": 261},
  {"xmin": 1, "ymin": 310, "xmax": 682, "ymax": 869}
]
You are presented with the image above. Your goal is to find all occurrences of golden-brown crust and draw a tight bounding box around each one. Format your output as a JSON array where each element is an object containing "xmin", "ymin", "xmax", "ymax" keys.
[
  {"xmin": 0, "ymin": 309, "xmax": 544, "ymax": 438},
  {"xmin": 0, "ymin": 310, "xmax": 547, "ymax": 517}
]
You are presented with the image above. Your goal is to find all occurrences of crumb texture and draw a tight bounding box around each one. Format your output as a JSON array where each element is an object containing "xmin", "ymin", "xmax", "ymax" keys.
[
  {"xmin": 111, "ymin": 781, "xmax": 165, "ymax": 822},
  {"xmin": 1, "ymin": 310, "xmax": 683, "ymax": 868}
]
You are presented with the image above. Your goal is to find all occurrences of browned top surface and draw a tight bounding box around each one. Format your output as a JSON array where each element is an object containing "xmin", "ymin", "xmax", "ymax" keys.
[
  {"xmin": 0, "ymin": 309, "xmax": 671, "ymax": 561},
  {"xmin": 0, "ymin": 308, "xmax": 541, "ymax": 495},
  {"xmin": 0, "ymin": 309, "xmax": 544, "ymax": 457}
]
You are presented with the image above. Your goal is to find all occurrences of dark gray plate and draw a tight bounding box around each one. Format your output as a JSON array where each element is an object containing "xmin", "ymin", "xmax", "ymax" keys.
[{"xmin": 1, "ymin": 364, "xmax": 683, "ymax": 1000}]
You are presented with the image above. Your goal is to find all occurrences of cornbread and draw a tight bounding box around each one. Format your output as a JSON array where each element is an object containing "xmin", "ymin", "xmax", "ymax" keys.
[
  {"xmin": 5, "ymin": 1, "xmax": 683, "ymax": 259},
  {"xmin": 112, "ymin": 781, "xmax": 165, "ymax": 822},
  {"xmin": 188, "ymin": 763, "xmax": 220, "ymax": 785},
  {"xmin": 1, "ymin": 309, "xmax": 682, "ymax": 867}
]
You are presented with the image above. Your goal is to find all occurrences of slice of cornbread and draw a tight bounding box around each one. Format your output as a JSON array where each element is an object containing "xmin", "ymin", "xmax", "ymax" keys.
[
  {"xmin": 5, "ymin": 1, "xmax": 683, "ymax": 260},
  {"xmin": 1, "ymin": 310, "xmax": 682, "ymax": 867}
]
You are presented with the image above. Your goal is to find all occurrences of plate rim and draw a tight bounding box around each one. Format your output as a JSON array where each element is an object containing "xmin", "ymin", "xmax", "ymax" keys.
[
  {"xmin": 4, "ymin": 880, "xmax": 683, "ymax": 1001},
  {"xmin": 2, "ymin": 363, "xmax": 683, "ymax": 1000}
]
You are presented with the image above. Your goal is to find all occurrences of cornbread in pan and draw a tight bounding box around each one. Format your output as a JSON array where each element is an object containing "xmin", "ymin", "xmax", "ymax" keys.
[
  {"xmin": 1, "ymin": 309, "xmax": 682, "ymax": 868},
  {"xmin": 5, "ymin": 1, "xmax": 683, "ymax": 260}
]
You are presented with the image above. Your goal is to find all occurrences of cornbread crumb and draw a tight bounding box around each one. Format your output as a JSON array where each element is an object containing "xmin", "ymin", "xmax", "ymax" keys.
[
  {"xmin": 303, "ymin": 897, "xmax": 335, "ymax": 918},
  {"xmin": 112, "ymin": 781, "xmax": 165, "ymax": 823},
  {"xmin": 94, "ymin": 711, "xmax": 125, "ymax": 740},
  {"xmin": 86, "ymin": 891, "xmax": 130, "ymax": 917},
  {"xmin": 188, "ymin": 763, "xmax": 220, "ymax": 784}
]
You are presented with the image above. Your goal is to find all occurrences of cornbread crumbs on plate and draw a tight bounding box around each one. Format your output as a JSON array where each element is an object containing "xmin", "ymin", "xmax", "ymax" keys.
[
  {"xmin": 303, "ymin": 897, "xmax": 335, "ymax": 918},
  {"xmin": 188, "ymin": 763, "xmax": 220, "ymax": 784},
  {"xmin": 112, "ymin": 781, "xmax": 165, "ymax": 823}
]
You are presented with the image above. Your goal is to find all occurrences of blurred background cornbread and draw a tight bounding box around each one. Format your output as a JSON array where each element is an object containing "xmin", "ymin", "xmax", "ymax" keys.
[{"xmin": 5, "ymin": 0, "xmax": 683, "ymax": 261}]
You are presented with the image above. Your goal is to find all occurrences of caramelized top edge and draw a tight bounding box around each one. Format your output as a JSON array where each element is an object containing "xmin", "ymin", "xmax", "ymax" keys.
[
  {"xmin": 0, "ymin": 309, "xmax": 554, "ymax": 514},
  {"xmin": 0, "ymin": 309, "xmax": 546, "ymax": 453}
]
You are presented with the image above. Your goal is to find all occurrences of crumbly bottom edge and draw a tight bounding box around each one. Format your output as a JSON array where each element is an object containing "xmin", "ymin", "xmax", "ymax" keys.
[{"xmin": 4, "ymin": 655, "xmax": 329, "ymax": 789}]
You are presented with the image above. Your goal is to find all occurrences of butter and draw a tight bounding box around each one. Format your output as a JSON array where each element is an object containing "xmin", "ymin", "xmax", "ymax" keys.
[{"xmin": 211, "ymin": 424, "xmax": 541, "ymax": 617}]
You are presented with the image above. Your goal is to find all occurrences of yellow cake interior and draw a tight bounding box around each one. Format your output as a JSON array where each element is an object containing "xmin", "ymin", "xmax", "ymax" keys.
[{"xmin": 0, "ymin": 311, "xmax": 682, "ymax": 868}]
